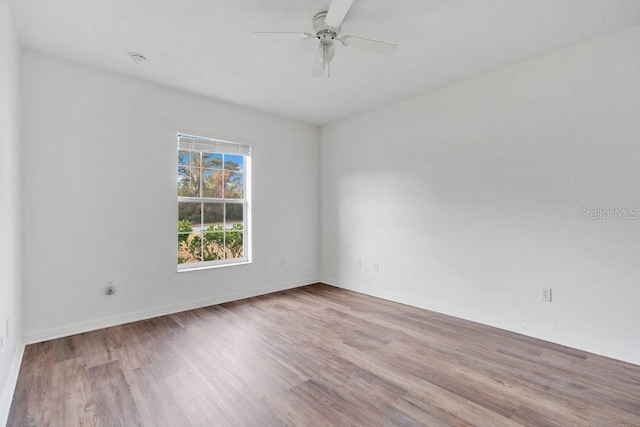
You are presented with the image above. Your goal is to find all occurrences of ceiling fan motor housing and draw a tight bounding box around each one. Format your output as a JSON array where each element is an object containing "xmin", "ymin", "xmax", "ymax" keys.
[{"xmin": 313, "ymin": 11, "xmax": 339, "ymax": 41}]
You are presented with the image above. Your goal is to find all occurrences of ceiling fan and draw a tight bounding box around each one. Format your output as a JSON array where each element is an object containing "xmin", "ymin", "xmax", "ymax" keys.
[{"xmin": 253, "ymin": 0, "xmax": 398, "ymax": 77}]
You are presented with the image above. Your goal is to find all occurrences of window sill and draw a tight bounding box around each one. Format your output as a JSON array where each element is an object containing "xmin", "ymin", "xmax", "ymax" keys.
[{"xmin": 178, "ymin": 260, "xmax": 252, "ymax": 273}]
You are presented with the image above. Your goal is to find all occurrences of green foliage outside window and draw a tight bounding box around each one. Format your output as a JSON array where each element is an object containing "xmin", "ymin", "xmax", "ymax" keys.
[{"xmin": 177, "ymin": 221, "xmax": 244, "ymax": 264}]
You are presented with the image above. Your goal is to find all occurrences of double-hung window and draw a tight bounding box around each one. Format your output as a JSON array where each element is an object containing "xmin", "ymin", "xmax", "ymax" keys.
[{"xmin": 177, "ymin": 133, "xmax": 250, "ymax": 270}]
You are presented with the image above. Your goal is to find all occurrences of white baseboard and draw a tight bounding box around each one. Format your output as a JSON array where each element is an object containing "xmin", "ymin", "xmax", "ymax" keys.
[
  {"xmin": 321, "ymin": 277, "xmax": 640, "ymax": 367},
  {"xmin": 24, "ymin": 277, "xmax": 318, "ymax": 345},
  {"xmin": 0, "ymin": 339, "xmax": 25, "ymax": 427}
]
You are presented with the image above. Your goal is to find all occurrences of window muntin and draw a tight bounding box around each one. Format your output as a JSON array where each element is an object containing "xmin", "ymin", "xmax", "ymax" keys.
[{"xmin": 177, "ymin": 134, "xmax": 250, "ymax": 269}]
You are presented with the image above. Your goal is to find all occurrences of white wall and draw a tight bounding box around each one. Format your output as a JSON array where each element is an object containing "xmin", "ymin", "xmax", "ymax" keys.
[
  {"xmin": 0, "ymin": 0, "xmax": 24, "ymax": 423},
  {"xmin": 321, "ymin": 25, "xmax": 640, "ymax": 365},
  {"xmin": 21, "ymin": 51, "xmax": 320, "ymax": 341}
]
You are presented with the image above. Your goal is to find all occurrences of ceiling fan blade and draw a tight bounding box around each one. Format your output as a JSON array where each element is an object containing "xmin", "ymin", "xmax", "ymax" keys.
[
  {"xmin": 252, "ymin": 31, "xmax": 314, "ymax": 39},
  {"xmin": 325, "ymin": 0, "xmax": 354, "ymax": 28},
  {"xmin": 312, "ymin": 44, "xmax": 324, "ymax": 77},
  {"xmin": 341, "ymin": 35, "xmax": 398, "ymax": 55}
]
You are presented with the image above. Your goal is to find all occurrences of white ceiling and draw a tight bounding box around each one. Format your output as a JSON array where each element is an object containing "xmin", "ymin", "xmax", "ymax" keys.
[{"xmin": 9, "ymin": 0, "xmax": 640, "ymax": 125}]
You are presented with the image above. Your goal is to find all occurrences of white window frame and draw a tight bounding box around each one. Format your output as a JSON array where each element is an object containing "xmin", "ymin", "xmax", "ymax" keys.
[{"xmin": 177, "ymin": 133, "xmax": 251, "ymax": 271}]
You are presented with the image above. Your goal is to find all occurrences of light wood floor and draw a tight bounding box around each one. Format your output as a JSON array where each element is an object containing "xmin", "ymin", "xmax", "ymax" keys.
[{"xmin": 8, "ymin": 284, "xmax": 640, "ymax": 426}]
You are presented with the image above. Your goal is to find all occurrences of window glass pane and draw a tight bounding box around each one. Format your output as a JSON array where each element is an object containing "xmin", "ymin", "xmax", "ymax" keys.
[
  {"xmin": 178, "ymin": 166, "xmax": 200, "ymax": 197},
  {"xmin": 178, "ymin": 232, "xmax": 198, "ymax": 264},
  {"xmin": 177, "ymin": 150, "xmax": 191, "ymax": 166},
  {"xmin": 203, "ymin": 231, "xmax": 225, "ymax": 261},
  {"xmin": 224, "ymin": 171, "xmax": 244, "ymax": 199},
  {"xmin": 225, "ymin": 203, "xmax": 244, "ymax": 259},
  {"xmin": 203, "ymin": 152, "xmax": 223, "ymax": 170},
  {"xmin": 224, "ymin": 154, "xmax": 243, "ymax": 171},
  {"xmin": 225, "ymin": 232, "xmax": 244, "ymax": 259},
  {"xmin": 225, "ymin": 203, "xmax": 243, "ymax": 229},
  {"xmin": 178, "ymin": 150, "xmax": 200, "ymax": 167},
  {"xmin": 178, "ymin": 232, "xmax": 203, "ymax": 264},
  {"xmin": 203, "ymin": 203, "xmax": 224, "ymax": 228},
  {"xmin": 178, "ymin": 202, "xmax": 201, "ymax": 228},
  {"xmin": 203, "ymin": 169, "xmax": 223, "ymax": 198}
]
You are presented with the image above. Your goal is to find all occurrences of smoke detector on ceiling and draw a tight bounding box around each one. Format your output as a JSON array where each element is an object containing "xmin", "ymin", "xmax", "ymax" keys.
[{"xmin": 129, "ymin": 52, "xmax": 147, "ymax": 64}]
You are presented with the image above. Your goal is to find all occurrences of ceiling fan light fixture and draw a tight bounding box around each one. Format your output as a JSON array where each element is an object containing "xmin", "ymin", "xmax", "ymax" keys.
[
  {"xmin": 316, "ymin": 40, "xmax": 335, "ymax": 77},
  {"xmin": 318, "ymin": 41, "xmax": 335, "ymax": 64}
]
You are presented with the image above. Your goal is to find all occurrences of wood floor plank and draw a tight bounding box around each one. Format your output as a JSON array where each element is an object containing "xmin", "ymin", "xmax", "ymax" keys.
[
  {"xmin": 124, "ymin": 366, "xmax": 193, "ymax": 427},
  {"xmin": 88, "ymin": 360, "xmax": 142, "ymax": 426},
  {"xmin": 43, "ymin": 357, "xmax": 95, "ymax": 426},
  {"xmin": 8, "ymin": 283, "xmax": 640, "ymax": 426}
]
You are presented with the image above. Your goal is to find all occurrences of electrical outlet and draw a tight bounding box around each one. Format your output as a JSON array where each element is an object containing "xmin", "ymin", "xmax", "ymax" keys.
[
  {"xmin": 105, "ymin": 282, "xmax": 116, "ymax": 296},
  {"xmin": 355, "ymin": 258, "xmax": 362, "ymax": 268},
  {"xmin": 541, "ymin": 287, "xmax": 552, "ymax": 302},
  {"xmin": 280, "ymin": 257, "xmax": 286, "ymax": 267},
  {"xmin": 5, "ymin": 318, "xmax": 9, "ymax": 339},
  {"xmin": 374, "ymin": 262, "xmax": 379, "ymax": 272}
]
